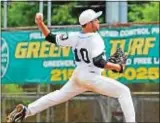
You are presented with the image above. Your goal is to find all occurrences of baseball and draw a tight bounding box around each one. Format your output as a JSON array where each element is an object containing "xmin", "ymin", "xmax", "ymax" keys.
[{"xmin": 36, "ymin": 13, "xmax": 43, "ymax": 20}]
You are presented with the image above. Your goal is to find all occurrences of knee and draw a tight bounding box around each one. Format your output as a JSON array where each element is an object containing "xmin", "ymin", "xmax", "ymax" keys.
[
  {"xmin": 120, "ymin": 86, "xmax": 131, "ymax": 96},
  {"xmin": 124, "ymin": 86, "xmax": 130, "ymax": 93}
]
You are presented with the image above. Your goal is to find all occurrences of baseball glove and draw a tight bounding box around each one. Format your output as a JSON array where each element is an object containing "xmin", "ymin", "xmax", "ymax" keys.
[{"xmin": 107, "ymin": 48, "xmax": 127, "ymax": 73}]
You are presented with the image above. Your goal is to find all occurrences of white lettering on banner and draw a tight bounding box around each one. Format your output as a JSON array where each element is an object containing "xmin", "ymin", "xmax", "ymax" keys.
[
  {"xmin": 100, "ymin": 30, "xmax": 119, "ymax": 37},
  {"xmin": 153, "ymin": 57, "xmax": 160, "ymax": 64},
  {"xmin": 151, "ymin": 27, "xmax": 159, "ymax": 34},
  {"xmin": 120, "ymin": 28, "xmax": 150, "ymax": 37},
  {"xmin": 43, "ymin": 60, "xmax": 75, "ymax": 68},
  {"xmin": 29, "ymin": 31, "xmax": 79, "ymax": 40},
  {"xmin": 29, "ymin": 27, "xmax": 158, "ymax": 40},
  {"xmin": 126, "ymin": 58, "xmax": 132, "ymax": 65},
  {"xmin": 134, "ymin": 58, "xmax": 152, "ymax": 65},
  {"xmin": 29, "ymin": 32, "xmax": 45, "ymax": 40}
]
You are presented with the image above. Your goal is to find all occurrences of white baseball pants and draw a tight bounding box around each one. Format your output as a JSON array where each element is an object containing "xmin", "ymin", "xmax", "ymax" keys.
[{"xmin": 27, "ymin": 68, "xmax": 135, "ymax": 122}]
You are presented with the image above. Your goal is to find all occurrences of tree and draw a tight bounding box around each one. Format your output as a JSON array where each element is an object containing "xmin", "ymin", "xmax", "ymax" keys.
[
  {"xmin": 1, "ymin": 1, "xmax": 105, "ymax": 27},
  {"xmin": 128, "ymin": 2, "xmax": 159, "ymax": 22},
  {"xmin": 51, "ymin": 2, "xmax": 78, "ymax": 25},
  {"xmin": 6, "ymin": 2, "xmax": 39, "ymax": 27},
  {"xmin": 2, "ymin": 84, "xmax": 23, "ymax": 93}
]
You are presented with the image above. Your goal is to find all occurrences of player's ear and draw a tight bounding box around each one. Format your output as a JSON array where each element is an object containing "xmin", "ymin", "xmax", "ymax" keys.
[{"xmin": 82, "ymin": 24, "xmax": 87, "ymax": 28}]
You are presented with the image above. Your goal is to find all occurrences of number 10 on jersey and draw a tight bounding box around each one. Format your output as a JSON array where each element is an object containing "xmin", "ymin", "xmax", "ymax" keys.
[{"xmin": 74, "ymin": 48, "xmax": 90, "ymax": 63}]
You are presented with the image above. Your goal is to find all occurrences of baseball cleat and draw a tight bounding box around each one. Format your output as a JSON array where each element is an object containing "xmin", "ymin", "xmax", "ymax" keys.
[{"xmin": 6, "ymin": 104, "xmax": 26, "ymax": 123}]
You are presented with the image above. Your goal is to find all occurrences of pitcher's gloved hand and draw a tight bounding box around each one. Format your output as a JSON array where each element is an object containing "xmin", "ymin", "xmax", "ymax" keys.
[{"xmin": 107, "ymin": 48, "xmax": 128, "ymax": 73}]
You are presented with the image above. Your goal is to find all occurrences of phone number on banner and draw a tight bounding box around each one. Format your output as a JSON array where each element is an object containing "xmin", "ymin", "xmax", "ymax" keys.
[
  {"xmin": 103, "ymin": 67, "xmax": 159, "ymax": 81},
  {"xmin": 50, "ymin": 67, "xmax": 159, "ymax": 83}
]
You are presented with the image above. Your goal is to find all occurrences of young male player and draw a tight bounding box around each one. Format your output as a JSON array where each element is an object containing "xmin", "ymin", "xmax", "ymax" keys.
[{"xmin": 7, "ymin": 9, "xmax": 135, "ymax": 123}]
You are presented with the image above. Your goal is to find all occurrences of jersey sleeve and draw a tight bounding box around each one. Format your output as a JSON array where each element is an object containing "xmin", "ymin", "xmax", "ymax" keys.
[
  {"xmin": 56, "ymin": 32, "xmax": 77, "ymax": 47},
  {"xmin": 90, "ymin": 33, "xmax": 105, "ymax": 59}
]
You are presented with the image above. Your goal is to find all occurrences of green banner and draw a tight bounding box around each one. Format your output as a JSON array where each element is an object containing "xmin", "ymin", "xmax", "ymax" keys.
[{"xmin": 1, "ymin": 25, "xmax": 159, "ymax": 84}]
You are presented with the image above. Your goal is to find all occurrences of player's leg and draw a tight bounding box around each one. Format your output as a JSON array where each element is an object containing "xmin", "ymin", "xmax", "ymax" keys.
[
  {"xmin": 7, "ymin": 77, "xmax": 87, "ymax": 122},
  {"xmin": 78, "ymin": 72, "xmax": 135, "ymax": 122},
  {"xmin": 27, "ymin": 78, "xmax": 87, "ymax": 117},
  {"xmin": 94, "ymin": 76, "xmax": 135, "ymax": 122}
]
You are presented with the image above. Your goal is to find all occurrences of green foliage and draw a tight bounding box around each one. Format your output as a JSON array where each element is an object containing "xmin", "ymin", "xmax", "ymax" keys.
[
  {"xmin": 2, "ymin": 84, "xmax": 23, "ymax": 93},
  {"xmin": 7, "ymin": 2, "xmax": 38, "ymax": 27},
  {"xmin": 3, "ymin": 1, "xmax": 158, "ymax": 27},
  {"xmin": 52, "ymin": 3, "xmax": 77, "ymax": 25},
  {"xmin": 1, "ymin": 8, "xmax": 4, "ymax": 27},
  {"xmin": 128, "ymin": 2, "xmax": 159, "ymax": 22}
]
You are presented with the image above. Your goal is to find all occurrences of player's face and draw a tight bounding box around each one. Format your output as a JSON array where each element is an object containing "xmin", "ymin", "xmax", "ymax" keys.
[{"xmin": 83, "ymin": 19, "xmax": 100, "ymax": 32}]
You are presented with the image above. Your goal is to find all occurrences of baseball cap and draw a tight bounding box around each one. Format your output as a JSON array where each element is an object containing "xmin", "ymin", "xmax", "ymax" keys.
[{"xmin": 79, "ymin": 9, "xmax": 102, "ymax": 26}]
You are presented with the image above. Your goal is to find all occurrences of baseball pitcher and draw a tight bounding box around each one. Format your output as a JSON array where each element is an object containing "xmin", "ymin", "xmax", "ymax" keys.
[{"xmin": 7, "ymin": 9, "xmax": 135, "ymax": 123}]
